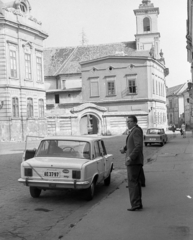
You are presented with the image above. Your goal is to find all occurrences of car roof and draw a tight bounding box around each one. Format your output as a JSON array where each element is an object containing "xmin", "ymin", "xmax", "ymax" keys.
[{"xmin": 41, "ymin": 135, "xmax": 102, "ymax": 142}]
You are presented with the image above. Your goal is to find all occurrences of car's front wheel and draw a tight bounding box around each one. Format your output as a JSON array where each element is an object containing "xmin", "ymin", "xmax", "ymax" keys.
[
  {"xmin": 104, "ymin": 173, "xmax": 111, "ymax": 186},
  {"xmin": 144, "ymin": 143, "xmax": 148, "ymax": 147},
  {"xmin": 85, "ymin": 181, "xmax": 95, "ymax": 201},
  {"xmin": 30, "ymin": 187, "xmax": 41, "ymax": 198}
]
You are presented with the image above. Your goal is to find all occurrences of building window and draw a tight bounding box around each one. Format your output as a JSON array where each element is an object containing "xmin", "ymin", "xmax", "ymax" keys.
[
  {"xmin": 39, "ymin": 99, "xmax": 44, "ymax": 118},
  {"xmin": 106, "ymin": 77, "xmax": 116, "ymax": 96},
  {"xmin": 169, "ymin": 113, "xmax": 173, "ymax": 124},
  {"xmin": 62, "ymin": 80, "xmax": 66, "ymax": 89},
  {"xmin": 55, "ymin": 94, "xmax": 59, "ymax": 104},
  {"xmin": 90, "ymin": 79, "xmax": 99, "ymax": 97},
  {"xmin": 20, "ymin": 3, "xmax": 27, "ymax": 12},
  {"xmin": 25, "ymin": 53, "xmax": 31, "ymax": 80},
  {"xmin": 36, "ymin": 56, "xmax": 42, "ymax": 82},
  {"xmin": 169, "ymin": 100, "xmax": 172, "ymax": 109},
  {"xmin": 156, "ymin": 81, "xmax": 158, "ymax": 95},
  {"xmin": 143, "ymin": 17, "xmax": 150, "ymax": 32},
  {"xmin": 153, "ymin": 79, "xmax": 155, "ymax": 94},
  {"xmin": 10, "ymin": 50, "xmax": 17, "ymax": 78},
  {"xmin": 158, "ymin": 82, "xmax": 160, "ymax": 96},
  {"xmin": 128, "ymin": 80, "xmax": 136, "ymax": 94},
  {"xmin": 27, "ymin": 98, "xmax": 33, "ymax": 118},
  {"xmin": 12, "ymin": 97, "xmax": 19, "ymax": 117}
]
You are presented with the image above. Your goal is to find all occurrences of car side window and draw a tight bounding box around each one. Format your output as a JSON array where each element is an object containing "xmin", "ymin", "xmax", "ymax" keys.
[
  {"xmin": 94, "ymin": 141, "xmax": 101, "ymax": 159},
  {"xmin": 98, "ymin": 140, "xmax": 107, "ymax": 156},
  {"xmin": 36, "ymin": 140, "xmax": 49, "ymax": 156}
]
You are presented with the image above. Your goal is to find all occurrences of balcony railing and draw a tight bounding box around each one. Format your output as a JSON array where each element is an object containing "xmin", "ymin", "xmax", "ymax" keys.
[{"xmin": 121, "ymin": 87, "xmax": 137, "ymax": 98}]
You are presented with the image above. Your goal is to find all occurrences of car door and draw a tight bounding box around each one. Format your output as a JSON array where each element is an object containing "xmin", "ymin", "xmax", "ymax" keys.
[
  {"xmin": 98, "ymin": 140, "xmax": 110, "ymax": 178},
  {"xmin": 93, "ymin": 140, "xmax": 104, "ymax": 182}
]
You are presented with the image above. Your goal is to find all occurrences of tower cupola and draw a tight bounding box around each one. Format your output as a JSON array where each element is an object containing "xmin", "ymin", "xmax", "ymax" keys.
[{"xmin": 134, "ymin": 0, "xmax": 160, "ymax": 59}]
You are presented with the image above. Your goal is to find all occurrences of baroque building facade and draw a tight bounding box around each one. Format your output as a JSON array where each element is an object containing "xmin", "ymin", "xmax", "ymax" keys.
[
  {"xmin": 0, "ymin": 0, "xmax": 169, "ymax": 140},
  {"xmin": 0, "ymin": 0, "xmax": 48, "ymax": 141},
  {"xmin": 44, "ymin": 0, "xmax": 169, "ymax": 136}
]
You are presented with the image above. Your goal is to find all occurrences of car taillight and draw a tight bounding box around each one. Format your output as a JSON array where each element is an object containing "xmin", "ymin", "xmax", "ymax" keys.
[
  {"xmin": 24, "ymin": 168, "xmax": 32, "ymax": 177},
  {"xmin": 72, "ymin": 170, "xmax": 81, "ymax": 179}
]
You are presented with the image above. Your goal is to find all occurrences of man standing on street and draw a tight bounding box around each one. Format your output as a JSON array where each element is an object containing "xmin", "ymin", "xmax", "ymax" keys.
[{"xmin": 120, "ymin": 115, "xmax": 144, "ymax": 211}]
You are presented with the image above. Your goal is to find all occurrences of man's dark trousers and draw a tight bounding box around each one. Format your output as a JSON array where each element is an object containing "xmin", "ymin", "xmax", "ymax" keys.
[
  {"xmin": 127, "ymin": 165, "xmax": 142, "ymax": 208},
  {"xmin": 140, "ymin": 167, "xmax": 145, "ymax": 186}
]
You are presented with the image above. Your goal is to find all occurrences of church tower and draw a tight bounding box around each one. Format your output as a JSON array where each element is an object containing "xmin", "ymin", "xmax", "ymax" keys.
[{"xmin": 134, "ymin": 0, "xmax": 160, "ymax": 59}]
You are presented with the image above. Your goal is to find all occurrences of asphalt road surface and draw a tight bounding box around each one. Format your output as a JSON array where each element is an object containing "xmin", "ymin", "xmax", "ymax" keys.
[{"xmin": 0, "ymin": 135, "xmax": 161, "ymax": 240}]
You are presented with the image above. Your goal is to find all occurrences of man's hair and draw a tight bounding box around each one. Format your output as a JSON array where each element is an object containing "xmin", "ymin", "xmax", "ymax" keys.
[{"xmin": 127, "ymin": 115, "xmax": 138, "ymax": 123}]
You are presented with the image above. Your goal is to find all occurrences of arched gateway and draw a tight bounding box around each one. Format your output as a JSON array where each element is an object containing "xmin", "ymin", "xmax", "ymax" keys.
[
  {"xmin": 70, "ymin": 103, "xmax": 107, "ymax": 135},
  {"xmin": 80, "ymin": 114, "xmax": 99, "ymax": 135}
]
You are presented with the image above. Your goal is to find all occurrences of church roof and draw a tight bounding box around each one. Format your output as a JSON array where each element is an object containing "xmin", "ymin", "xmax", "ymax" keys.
[{"xmin": 43, "ymin": 41, "xmax": 151, "ymax": 76}]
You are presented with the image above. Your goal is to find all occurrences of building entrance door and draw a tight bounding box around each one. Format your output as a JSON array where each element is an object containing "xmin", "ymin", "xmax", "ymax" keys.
[{"xmin": 80, "ymin": 114, "xmax": 99, "ymax": 135}]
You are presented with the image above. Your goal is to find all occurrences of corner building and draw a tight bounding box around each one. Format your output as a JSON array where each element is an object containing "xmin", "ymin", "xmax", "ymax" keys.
[{"xmin": 0, "ymin": 0, "xmax": 48, "ymax": 141}]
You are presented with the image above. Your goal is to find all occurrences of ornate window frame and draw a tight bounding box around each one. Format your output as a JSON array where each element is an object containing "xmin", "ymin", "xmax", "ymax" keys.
[
  {"xmin": 35, "ymin": 50, "xmax": 43, "ymax": 83},
  {"xmin": 38, "ymin": 99, "xmax": 44, "ymax": 118},
  {"xmin": 7, "ymin": 42, "xmax": 19, "ymax": 80},
  {"xmin": 12, "ymin": 97, "xmax": 19, "ymax": 118},
  {"xmin": 27, "ymin": 97, "xmax": 33, "ymax": 118},
  {"xmin": 89, "ymin": 77, "xmax": 99, "ymax": 97},
  {"xmin": 105, "ymin": 76, "xmax": 116, "ymax": 97}
]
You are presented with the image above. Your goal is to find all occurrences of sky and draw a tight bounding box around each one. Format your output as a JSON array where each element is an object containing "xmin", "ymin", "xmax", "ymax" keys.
[{"xmin": 29, "ymin": 0, "xmax": 190, "ymax": 88}]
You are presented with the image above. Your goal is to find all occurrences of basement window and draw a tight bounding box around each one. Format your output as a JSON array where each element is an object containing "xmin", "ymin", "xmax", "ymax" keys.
[{"xmin": 55, "ymin": 94, "xmax": 59, "ymax": 104}]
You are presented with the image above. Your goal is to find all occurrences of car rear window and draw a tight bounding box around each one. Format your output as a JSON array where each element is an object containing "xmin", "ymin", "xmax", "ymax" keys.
[
  {"xmin": 35, "ymin": 140, "xmax": 91, "ymax": 159},
  {"xmin": 147, "ymin": 129, "xmax": 163, "ymax": 134}
]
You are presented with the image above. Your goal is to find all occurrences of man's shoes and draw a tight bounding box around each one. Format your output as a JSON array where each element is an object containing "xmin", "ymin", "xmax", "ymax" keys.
[{"xmin": 127, "ymin": 205, "xmax": 143, "ymax": 211}]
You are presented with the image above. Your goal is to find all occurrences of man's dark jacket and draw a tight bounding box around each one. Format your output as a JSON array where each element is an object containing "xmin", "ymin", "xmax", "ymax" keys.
[{"xmin": 125, "ymin": 125, "xmax": 144, "ymax": 166}]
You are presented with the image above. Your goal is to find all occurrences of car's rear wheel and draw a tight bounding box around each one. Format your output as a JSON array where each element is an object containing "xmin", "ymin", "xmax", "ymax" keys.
[
  {"xmin": 104, "ymin": 173, "xmax": 111, "ymax": 186},
  {"xmin": 85, "ymin": 181, "xmax": 95, "ymax": 201},
  {"xmin": 145, "ymin": 143, "xmax": 148, "ymax": 147},
  {"xmin": 30, "ymin": 187, "xmax": 41, "ymax": 198}
]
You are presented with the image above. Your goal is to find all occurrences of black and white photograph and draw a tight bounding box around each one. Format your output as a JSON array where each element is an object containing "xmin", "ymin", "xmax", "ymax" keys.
[{"xmin": 0, "ymin": 0, "xmax": 193, "ymax": 239}]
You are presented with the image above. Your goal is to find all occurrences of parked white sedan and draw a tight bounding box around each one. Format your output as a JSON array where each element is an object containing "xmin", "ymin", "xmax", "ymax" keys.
[{"xmin": 18, "ymin": 136, "xmax": 114, "ymax": 201}]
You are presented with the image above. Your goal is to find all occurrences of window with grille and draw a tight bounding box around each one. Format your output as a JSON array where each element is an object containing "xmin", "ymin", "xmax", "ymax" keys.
[
  {"xmin": 39, "ymin": 99, "xmax": 44, "ymax": 118},
  {"xmin": 27, "ymin": 98, "xmax": 33, "ymax": 118},
  {"xmin": 25, "ymin": 53, "xmax": 31, "ymax": 80},
  {"xmin": 90, "ymin": 79, "xmax": 99, "ymax": 97},
  {"xmin": 106, "ymin": 77, "xmax": 115, "ymax": 96},
  {"xmin": 36, "ymin": 56, "xmax": 42, "ymax": 82},
  {"xmin": 12, "ymin": 97, "xmax": 19, "ymax": 117},
  {"xmin": 10, "ymin": 50, "xmax": 17, "ymax": 78},
  {"xmin": 128, "ymin": 80, "xmax": 136, "ymax": 94}
]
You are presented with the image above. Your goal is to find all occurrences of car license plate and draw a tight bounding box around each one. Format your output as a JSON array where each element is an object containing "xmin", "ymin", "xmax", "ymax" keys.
[
  {"xmin": 44, "ymin": 172, "xmax": 60, "ymax": 177},
  {"xmin": 150, "ymin": 138, "xmax": 156, "ymax": 141}
]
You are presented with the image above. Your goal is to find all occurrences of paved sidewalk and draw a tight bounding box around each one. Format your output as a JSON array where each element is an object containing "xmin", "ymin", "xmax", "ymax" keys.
[{"xmin": 62, "ymin": 133, "xmax": 193, "ymax": 240}]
